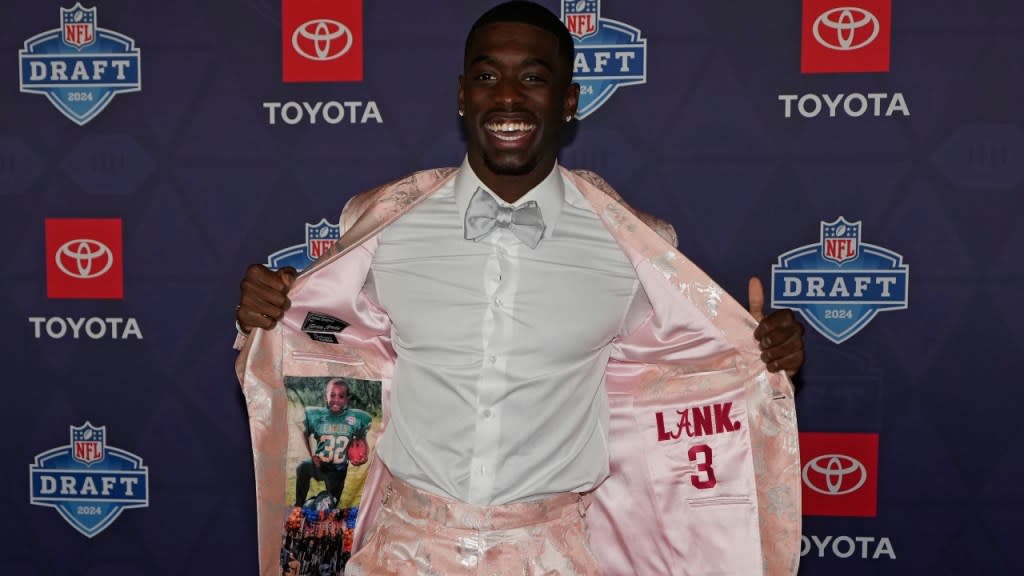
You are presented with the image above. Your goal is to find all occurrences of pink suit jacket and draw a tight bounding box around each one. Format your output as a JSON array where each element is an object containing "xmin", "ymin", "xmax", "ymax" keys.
[{"xmin": 236, "ymin": 168, "xmax": 801, "ymax": 575}]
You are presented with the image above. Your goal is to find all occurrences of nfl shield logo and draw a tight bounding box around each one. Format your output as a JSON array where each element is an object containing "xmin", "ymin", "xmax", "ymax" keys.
[
  {"xmin": 61, "ymin": 4, "xmax": 96, "ymax": 49},
  {"xmin": 564, "ymin": 0, "xmax": 598, "ymax": 40},
  {"xmin": 71, "ymin": 422, "xmax": 105, "ymax": 465},
  {"xmin": 821, "ymin": 217, "xmax": 861, "ymax": 265},
  {"xmin": 305, "ymin": 218, "xmax": 341, "ymax": 261}
]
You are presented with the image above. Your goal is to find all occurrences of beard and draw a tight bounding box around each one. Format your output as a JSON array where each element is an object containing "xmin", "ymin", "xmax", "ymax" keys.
[
  {"xmin": 483, "ymin": 151, "xmax": 540, "ymax": 174},
  {"xmin": 480, "ymin": 147, "xmax": 542, "ymax": 176}
]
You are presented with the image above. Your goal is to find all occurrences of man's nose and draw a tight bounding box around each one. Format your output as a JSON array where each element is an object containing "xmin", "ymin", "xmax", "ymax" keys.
[{"xmin": 494, "ymin": 77, "xmax": 524, "ymax": 106}]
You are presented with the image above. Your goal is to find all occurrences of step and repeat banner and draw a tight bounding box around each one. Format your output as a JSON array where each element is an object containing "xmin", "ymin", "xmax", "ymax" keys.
[{"xmin": 2, "ymin": 1, "xmax": 1022, "ymax": 574}]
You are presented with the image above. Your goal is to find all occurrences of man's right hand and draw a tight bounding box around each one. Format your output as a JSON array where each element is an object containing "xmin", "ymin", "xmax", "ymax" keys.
[{"xmin": 236, "ymin": 264, "xmax": 296, "ymax": 333}]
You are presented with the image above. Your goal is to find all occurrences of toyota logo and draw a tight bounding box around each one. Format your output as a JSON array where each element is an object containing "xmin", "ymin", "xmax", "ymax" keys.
[
  {"xmin": 292, "ymin": 19, "xmax": 353, "ymax": 61},
  {"xmin": 812, "ymin": 7, "xmax": 880, "ymax": 51},
  {"xmin": 56, "ymin": 239, "xmax": 114, "ymax": 279},
  {"xmin": 802, "ymin": 454, "xmax": 867, "ymax": 495}
]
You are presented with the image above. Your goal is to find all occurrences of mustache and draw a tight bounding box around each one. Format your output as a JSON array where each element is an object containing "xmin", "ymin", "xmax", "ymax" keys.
[{"xmin": 483, "ymin": 107, "xmax": 537, "ymax": 120}]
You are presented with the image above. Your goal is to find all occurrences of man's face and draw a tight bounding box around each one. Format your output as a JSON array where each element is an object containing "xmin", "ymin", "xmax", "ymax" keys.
[
  {"xmin": 459, "ymin": 22, "xmax": 579, "ymax": 184},
  {"xmin": 325, "ymin": 382, "xmax": 349, "ymax": 413}
]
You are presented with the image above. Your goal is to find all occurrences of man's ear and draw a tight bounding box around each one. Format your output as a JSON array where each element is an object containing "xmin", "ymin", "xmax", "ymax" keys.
[{"xmin": 564, "ymin": 82, "xmax": 580, "ymax": 119}]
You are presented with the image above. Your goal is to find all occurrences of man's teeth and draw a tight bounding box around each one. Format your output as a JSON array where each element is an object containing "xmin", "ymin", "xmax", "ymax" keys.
[{"xmin": 486, "ymin": 122, "xmax": 535, "ymax": 133}]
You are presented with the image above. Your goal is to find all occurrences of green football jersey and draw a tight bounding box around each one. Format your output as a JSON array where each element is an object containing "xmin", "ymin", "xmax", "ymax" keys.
[{"xmin": 304, "ymin": 407, "xmax": 372, "ymax": 465}]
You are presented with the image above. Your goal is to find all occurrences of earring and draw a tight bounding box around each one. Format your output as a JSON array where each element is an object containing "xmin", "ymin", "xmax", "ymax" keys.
[
  {"xmin": 458, "ymin": 109, "xmax": 464, "ymax": 117},
  {"xmin": 565, "ymin": 115, "xmax": 573, "ymax": 122}
]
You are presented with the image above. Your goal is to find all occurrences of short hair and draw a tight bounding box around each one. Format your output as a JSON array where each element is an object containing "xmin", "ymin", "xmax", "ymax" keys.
[
  {"xmin": 465, "ymin": 1, "xmax": 575, "ymax": 77},
  {"xmin": 325, "ymin": 379, "xmax": 349, "ymax": 394}
]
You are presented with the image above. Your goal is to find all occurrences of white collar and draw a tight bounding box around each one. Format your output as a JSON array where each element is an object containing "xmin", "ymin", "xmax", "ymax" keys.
[{"xmin": 453, "ymin": 156, "xmax": 564, "ymax": 240}]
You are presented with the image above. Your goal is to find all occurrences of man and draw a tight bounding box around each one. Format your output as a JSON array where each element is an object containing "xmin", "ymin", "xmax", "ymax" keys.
[
  {"xmin": 294, "ymin": 379, "xmax": 372, "ymax": 509},
  {"xmin": 236, "ymin": 2, "xmax": 803, "ymax": 574}
]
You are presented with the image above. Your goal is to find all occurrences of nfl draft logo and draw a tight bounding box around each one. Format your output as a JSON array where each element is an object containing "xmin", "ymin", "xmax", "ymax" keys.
[
  {"xmin": 266, "ymin": 218, "xmax": 340, "ymax": 271},
  {"xmin": 771, "ymin": 217, "xmax": 908, "ymax": 344},
  {"xmin": 561, "ymin": 0, "xmax": 646, "ymax": 119},
  {"xmin": 30, "ymin": 423, "xmax": 149, "ymax": 537},
  {"xmin": 19, "ymin": 4, "xmax": 141, "ymax": 126}
]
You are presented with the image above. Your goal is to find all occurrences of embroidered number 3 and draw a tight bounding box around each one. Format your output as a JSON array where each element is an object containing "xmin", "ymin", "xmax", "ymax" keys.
[{"xmin": 688, "ymin": 444, "xmax": 717, "ymax": 489}]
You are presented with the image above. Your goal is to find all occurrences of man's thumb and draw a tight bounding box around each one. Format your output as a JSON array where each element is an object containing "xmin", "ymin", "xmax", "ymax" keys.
[
  {"xmin": 748, "ymin": 276, "xmax": 765, "ymax": 321},
  {"xmin": 280, "ymin": 267, "xmax": 297, "ymax": 289}
]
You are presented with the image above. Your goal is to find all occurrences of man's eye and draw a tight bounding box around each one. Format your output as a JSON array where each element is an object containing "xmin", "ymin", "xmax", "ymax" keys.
[
  {"xmin": 523, "ymin": 74, "xmax": 547, "ymax": 83},
  {"xmin": 474, "ymin": 72, "xmax": 496, "ymax": 81}
]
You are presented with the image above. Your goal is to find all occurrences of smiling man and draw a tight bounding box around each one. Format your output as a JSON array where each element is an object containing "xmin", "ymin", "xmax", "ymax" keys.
[
  {"xmin": 236, "ymin": 2, "xmax": 803, "ymax": 575},
  {"xmin": 460, "ymin": 11, "xmax": 577, "ymax": 199}
]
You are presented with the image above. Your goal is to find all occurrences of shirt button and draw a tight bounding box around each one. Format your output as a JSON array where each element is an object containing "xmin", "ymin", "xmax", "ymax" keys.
[
  {"xmin": 494, "ymin": 297, "xmax": 503, "ymax": 306},
  {"xmin": 487, "ymin": 355, "xmax": 497, "ymax": 364},
  {"xmin": 483, "ymin": 409, "xmax": 492, "ymax": 418}
]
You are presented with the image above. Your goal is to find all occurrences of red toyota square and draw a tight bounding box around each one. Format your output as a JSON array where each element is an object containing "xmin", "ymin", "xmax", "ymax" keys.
[
  {"xmin": 45, "ymin": 218, "xmax": 124, "ymax": 300},
  {"xmin": 283, "ymin": 0, "xmax": 363, "ymax": 83},
  {"xmin": 800, "ymin": 432, "xmax": 879, "ymax": 517},
  {"xmin": 801, "ymin": 0, "xmax": 891, "ymax": 74}
]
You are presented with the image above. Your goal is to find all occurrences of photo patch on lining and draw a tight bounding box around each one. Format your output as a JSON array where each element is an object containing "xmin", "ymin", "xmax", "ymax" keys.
[{"xmin": 281, "ymin": 376, "xmax": 382, "ymax": 574}]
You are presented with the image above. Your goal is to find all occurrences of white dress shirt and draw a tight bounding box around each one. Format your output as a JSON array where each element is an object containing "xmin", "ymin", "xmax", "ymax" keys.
[{"xmin": 369, "ymin": 158, "xmax": 649, "ymax": 505}]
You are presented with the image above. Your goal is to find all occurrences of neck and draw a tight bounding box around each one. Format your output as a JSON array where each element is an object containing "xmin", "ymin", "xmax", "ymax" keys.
[{"xmin": 468, "ymin": 156, "xmax": 557, "ymax": 204}]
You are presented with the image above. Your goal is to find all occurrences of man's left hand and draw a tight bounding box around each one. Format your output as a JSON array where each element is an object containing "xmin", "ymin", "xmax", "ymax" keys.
[{"xmin": 747, "ymin": 277, "xmax": 805, "ymax": 376}]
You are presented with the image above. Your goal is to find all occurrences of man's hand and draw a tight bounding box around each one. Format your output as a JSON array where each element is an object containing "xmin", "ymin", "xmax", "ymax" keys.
[
  {"xmin": 748, "ymin": 277, "xmax": 805, "ymax": 376},
  {"xmin": 236, "ymin": 264, "xmax": 296, "ymax": 333}
]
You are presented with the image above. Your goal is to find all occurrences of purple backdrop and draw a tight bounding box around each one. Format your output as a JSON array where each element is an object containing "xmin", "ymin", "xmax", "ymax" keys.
[{"xmin": 2, "ymin": 1, "xmax": 1022, "ymax": 574}]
